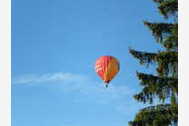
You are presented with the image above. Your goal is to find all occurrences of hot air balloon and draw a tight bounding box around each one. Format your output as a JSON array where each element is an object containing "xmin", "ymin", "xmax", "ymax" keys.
[{"xmin": 95, "ymin": 56, "xmax": 120, "ymax": 88}]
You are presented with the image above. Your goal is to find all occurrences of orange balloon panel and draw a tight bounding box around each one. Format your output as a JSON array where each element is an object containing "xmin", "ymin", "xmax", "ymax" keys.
[{"xmin": 95, "ymin": 56, "xmax": 120, "ymax": 84}]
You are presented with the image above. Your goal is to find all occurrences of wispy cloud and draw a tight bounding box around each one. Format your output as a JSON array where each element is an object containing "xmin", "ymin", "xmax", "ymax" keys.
[
  {"xmin": 12, "ymin": 72, "xmax": 140, "ymax": 114},
  {"xmin": 12, "ymin": 72, "xmax": 87, "ymax": 84}
]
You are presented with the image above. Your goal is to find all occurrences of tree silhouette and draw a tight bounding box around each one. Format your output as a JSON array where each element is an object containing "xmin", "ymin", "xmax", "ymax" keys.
[{"xmin": 129, "ymin": 0, "xmax": 178, "ymax": 126}]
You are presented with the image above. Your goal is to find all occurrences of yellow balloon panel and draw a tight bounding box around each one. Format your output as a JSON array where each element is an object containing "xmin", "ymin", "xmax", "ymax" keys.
[{"xmin": 104, "ymin": 58, "xmax": 119, "ymax": 82}]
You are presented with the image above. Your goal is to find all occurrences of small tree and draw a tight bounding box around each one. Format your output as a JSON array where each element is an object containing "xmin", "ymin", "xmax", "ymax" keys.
[{"xmin": 129, "ymin": 0, "xmax": 178, "ymax": 126}]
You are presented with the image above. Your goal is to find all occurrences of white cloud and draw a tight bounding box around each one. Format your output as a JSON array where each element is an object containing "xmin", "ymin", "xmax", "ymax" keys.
[
  {"xmin": 12, "ymin": 72, "xmax": 138, "ymax": 114},
  {"xmin": 12, "ymin": 72, "xmax": 87, "ymax": 84}
]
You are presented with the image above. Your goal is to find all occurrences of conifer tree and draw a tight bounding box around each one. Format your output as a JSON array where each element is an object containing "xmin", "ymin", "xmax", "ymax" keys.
[{"xmin": 128, "ymin": 0, "xmax": 178, "ymax": 126}]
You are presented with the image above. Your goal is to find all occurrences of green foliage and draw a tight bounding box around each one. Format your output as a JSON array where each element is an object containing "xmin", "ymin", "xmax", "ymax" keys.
[
  {"xmin": 128, "ymin": 0, "xmax": 177, "ymax": 126},
  {"xmin": 154, "ymin": 0, "xmax": 178, "ymax": 18},
  {"xmin": 134, "ymin": 72, "xmax": 177, "ymax": 104},
  {"xmin": 144, "ymin": 22, "xmax": 178, "ymax": 50},
  {"xmin": 129, "ymin": 104, "xmax": 177, "ymax": 126},
  {"xmin": 129, "ymin": 49, "xmax": 156, "ymax": 66},
  {"xmin": 144, "ymin": 22, "xmax": 176, "ymax": 43},
  {"xmin": 156, "ymin": 51, "xmax": 177, "ymax": 77},
  {"xmin": 129, "ymin": 49, "xmax": 178, "ymax": 77}
]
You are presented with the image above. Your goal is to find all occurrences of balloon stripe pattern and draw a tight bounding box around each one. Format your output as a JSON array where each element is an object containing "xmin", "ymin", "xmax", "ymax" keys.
[{"xmin": 95, "ymin": 56, "xmax": 119, "ymax": 85}]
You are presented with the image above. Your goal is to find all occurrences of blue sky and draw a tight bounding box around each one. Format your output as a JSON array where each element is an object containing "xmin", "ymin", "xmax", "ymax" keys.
[{"xmin": 12, "ymin": 0, "xmax": 165, "ymax": 126}]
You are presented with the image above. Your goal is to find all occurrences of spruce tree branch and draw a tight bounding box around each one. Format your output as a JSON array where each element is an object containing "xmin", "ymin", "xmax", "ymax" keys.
[
  {"xmin": 153, "ymin": 0, "xmax": 178, "ymax": 18},
  {"xmin": 144, "ymin": 22, "xmax": 176, "ymax": 42},
  {"xmin": 134, "ymin": 72, "xmax": 177, "ymax": 103},
  {"xmin": 129, "ymin": 104, "xmax": 177, "ymax": 126},
  {"xmin": 129, "ymin": 49, "xmax": 178, "ymax": 77},
  {"xmin": 156, "ymin": 51, "xmax": 177, "ymax": 77},
  {"xmin": 158, "ymin": 0, "xmax": 177, "ymax": 18},
  {"xmin": 129, "ymin": 49, "xmax": 157, "ymax": 66}
]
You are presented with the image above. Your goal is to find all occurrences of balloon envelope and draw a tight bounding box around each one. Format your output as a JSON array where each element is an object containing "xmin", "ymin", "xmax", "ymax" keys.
[{"xmin": 95, "ymin": 56, "xmax": 120, "ymax": 85}]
